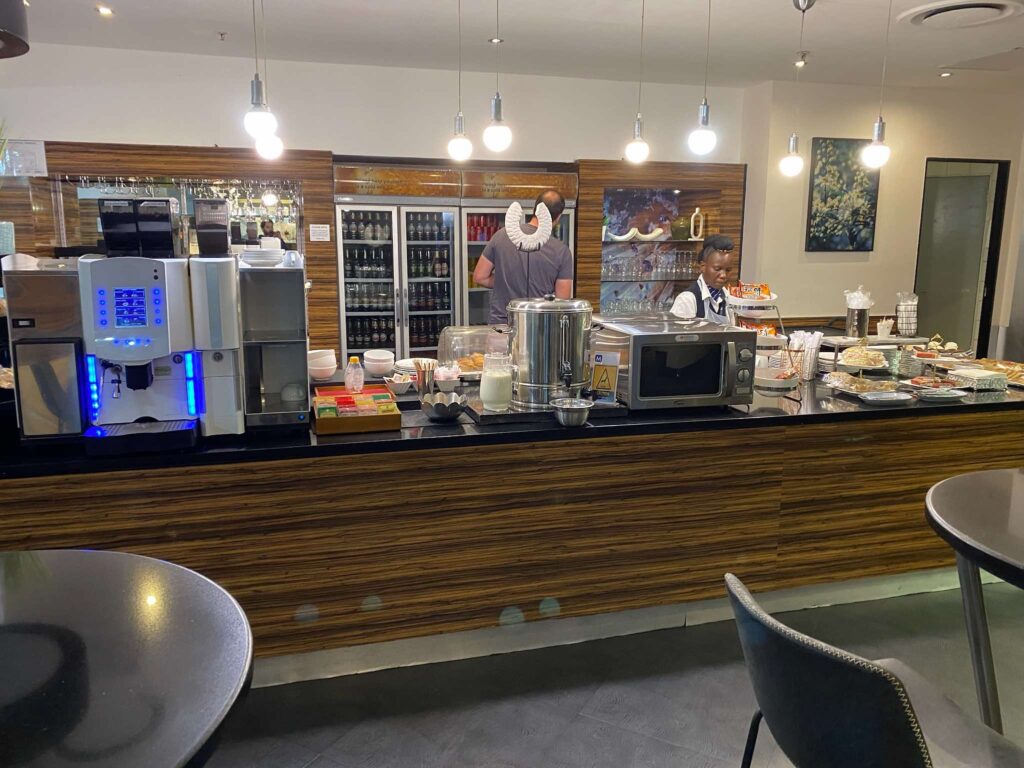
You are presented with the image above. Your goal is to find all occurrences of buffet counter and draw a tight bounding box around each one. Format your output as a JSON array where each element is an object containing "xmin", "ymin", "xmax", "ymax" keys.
[{"xmin": 2, "ymin": 383, "xmax": 1023, "ymax": 658}]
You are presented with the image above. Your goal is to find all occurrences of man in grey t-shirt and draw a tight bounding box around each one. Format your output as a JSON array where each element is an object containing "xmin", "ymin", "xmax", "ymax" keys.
[{"xmin": 472, "ymin": 189, "xmax": 574, "ymax": 324}]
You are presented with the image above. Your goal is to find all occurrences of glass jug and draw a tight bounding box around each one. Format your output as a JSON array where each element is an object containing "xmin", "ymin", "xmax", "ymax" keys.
[{"xmin": 480, "ymin": 353, "xmax": 513, "ymax": 412}]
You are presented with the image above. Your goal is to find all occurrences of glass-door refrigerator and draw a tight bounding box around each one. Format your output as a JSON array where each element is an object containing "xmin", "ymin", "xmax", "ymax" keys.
[
  {"xmin": 461, "ymin": 205, "xmax": 575, "ymax": 325},
  {"xmin": 335, "ymin": 204, "xmax": 400, "ymax": 363},
  {"xmin": 397, "ymin": 206, "xmax": 461, "ymax": 359}
]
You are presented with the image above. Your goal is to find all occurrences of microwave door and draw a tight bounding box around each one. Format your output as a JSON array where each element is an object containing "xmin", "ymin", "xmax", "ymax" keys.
[{"xmin": 636, "ymin": 342, "xmax": 724, "ymax": 403}]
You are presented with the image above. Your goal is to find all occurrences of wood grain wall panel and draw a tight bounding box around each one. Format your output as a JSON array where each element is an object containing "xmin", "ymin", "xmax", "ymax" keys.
[
  {"xmin": 333, "ymin": 165, "xmax": 461, "ymax": 198},
  {"xmin": 39, "ymin": 142, "xmax": 340, "ymax": 351},
  {"xmin": 0, "ymin": 177, "xmax": 37, "ymax": 255},
  {"xmin": 773, "ymin": 410, "xmax": 1024, "ymax": 588},
  {"xmin": 461, "ymin": 171, "xmax": 578, "ymax": 201},
  {"xmin": 575, "ymin": 160, "xmax": 746, "ymax": 307},
  {"xmin": 0, "ymin": 426, "xmax": 781, "ymax": 656}
]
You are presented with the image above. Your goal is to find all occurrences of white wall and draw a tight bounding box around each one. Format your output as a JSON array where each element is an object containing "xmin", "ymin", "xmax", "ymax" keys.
[
  {"xmin": 741, "ymin": 80, "xmax": 1024, "ymax": 327},
  {"xmin": 0, "ymin": 43, "xmax": 743, "ymax": 164}
]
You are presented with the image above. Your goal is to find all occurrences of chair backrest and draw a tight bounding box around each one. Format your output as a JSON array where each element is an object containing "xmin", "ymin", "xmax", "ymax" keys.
[{"xmin": 725, "ymin": 574, "xmax": 933, "ymax": 768}]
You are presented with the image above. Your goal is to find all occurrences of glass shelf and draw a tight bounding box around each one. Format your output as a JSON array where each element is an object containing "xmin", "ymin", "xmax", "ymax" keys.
[
  {"xmin": 406, "ymin": 240, "xmax": 453, "ymax": 246},
  {"xmin": 343, "ymin": 277, "xmax": 393, "ymax": 283},
  {"xmin": 409, "ymin": 310, "xmax": 453, "ymax": 316},
  {"xmin": 408, "ymin": 277, "xmax": 452, "ymax": 283},
  {"xmin": 346, "ymin": 311, "xmax": 395, "ymax": 317},
  {"xmin": 344, "ymin": 240, "xmax": 393, "ymax": 246},
  {"xmin": 601, "ymin": 277, "xmax": 693, "ymax": 283}
]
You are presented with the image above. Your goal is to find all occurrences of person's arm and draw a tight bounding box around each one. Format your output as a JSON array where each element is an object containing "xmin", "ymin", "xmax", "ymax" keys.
[
  {"xmin": 554, "ymin": 247, "xmax": 574, "ymax": 298},
  {"xmin": 670, "ymin": 291, "xmax": 698, "ymax": 319},
  {"xmin": 473, "ymin": 254, "xmax": 496, "ymax": 288}
]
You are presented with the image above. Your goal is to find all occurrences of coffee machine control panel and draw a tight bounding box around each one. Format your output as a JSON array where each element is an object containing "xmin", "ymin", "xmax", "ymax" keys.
[{"xmin": 78, "ymin": 255, "xmax": 193, "ymax": 362}]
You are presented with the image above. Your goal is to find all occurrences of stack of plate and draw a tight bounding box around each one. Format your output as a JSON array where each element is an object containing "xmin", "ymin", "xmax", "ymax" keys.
[
  {"xmin": 818, "ymin": 351, "xmax": 837, "ymax": 373},
  {"xmin": 394, "ymin": 358, "xmax": 436, "ymax": 376},
  {"xmin": 240, "ymin": 248, "xmax": 286, "ymax": 267}
]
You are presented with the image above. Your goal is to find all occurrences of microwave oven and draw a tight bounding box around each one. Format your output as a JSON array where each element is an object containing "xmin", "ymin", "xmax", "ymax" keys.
[{"xmin": 591, "ymin": 316, "xmax": 756, "ymax": 408}]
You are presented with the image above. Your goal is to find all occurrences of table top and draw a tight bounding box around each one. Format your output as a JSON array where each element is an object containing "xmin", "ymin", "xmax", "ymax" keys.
[
  {"xmin": 0, "ymin": 550, "xmax": 252, "ymax": 768},
  {"xmin": 926, "ymin": 468, "xmax": 1024, "ymax": 588}
]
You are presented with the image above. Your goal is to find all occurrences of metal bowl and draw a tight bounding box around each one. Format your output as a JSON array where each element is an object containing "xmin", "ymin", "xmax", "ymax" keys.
[
  {"xmin": 550, "ymin": 397, "xmax": 594, "ymax": 427},
  {"xmin": 420, "ymin": 392, "xmax": 467, "ymax": 422}
]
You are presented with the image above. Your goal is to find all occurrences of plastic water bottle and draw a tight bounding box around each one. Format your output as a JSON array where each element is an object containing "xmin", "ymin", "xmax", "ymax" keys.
[{"xmin": 345, "ymin": 355, "xmax": 364, "ymax": 393}]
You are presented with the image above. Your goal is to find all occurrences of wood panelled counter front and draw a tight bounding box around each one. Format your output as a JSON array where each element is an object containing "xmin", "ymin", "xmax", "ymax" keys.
[{"xmin": 2, "ymin": 408, "xmax": 1022, "ymax": 658}]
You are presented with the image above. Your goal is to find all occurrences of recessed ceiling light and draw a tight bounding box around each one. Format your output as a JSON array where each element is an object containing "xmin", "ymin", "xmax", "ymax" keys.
[
  {"xmin": 96, "ymin": 5, "xmax": 114, "ymax": 17},
  {"xmin": 488, "ymin": 37, "xmax": 504, "ymax": 44},
  {"xmin": 940, "ymin": 71, "xmax": 953, "ymax": 77}
]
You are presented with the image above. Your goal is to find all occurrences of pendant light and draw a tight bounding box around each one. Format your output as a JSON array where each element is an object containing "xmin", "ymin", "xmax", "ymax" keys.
[
  {"xmin": 779, "ymin": 0, "xmax": 812, "ymax": 177},
  {"xmin": 482, "ymin": 0, "xmax": 513, "ymax": 152},
  {"xmin": 861, "ymin": 0, "xmax": 894, "ymax": 169},
  {"xmin": 243, "ymin": 0, "xmax": 277, "ymax": 140},
  {"xmin": 447, "ymin": 0, "xmax": 474, "ymax": 162},
  {"xmin": 624, "ymin": 0, "xmax": 650, "ymax": 164},
  {"xmin": 0, "ymin": 0, "xmax": 30, "ymax": 58},
  {"xmin": 687, "ymin": 0, "xmax": 717, "ymax": 156}
]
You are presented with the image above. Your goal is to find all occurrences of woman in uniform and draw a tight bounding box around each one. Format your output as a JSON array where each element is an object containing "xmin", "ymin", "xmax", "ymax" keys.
[{"xmin": 669, "ymin": 234, "xmax": 734, "ymax": 323}]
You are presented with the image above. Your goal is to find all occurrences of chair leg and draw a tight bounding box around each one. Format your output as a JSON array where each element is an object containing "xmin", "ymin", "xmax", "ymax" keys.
[{"xmin": 741, "ymin": 710, "xmax": 763, "ymax": 768}]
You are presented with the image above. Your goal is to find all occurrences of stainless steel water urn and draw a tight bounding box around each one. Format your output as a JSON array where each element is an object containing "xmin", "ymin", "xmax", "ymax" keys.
[{"xmin": 507, "ymin": 295, "xmax": 592, "ymax": 411}]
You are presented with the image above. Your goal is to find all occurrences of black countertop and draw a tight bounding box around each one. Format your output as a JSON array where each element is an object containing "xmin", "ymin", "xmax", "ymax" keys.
[{"xmin": 2, "ymin": 380, "xmax": 1022, "ymax": 479}]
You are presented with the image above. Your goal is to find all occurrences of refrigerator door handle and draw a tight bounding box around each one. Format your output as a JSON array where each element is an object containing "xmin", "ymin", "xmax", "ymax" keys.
[
  {"xmin": 403, "ymin": 288, "xmax": 409, "ymax": 327},
  {"xmin": 395, "ymin": 287, "xmax": 402, "ymax": 327}
]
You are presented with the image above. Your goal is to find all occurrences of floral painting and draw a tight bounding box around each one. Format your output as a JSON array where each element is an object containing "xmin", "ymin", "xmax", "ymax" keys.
[{"xmin": 805, "ymin": 138, "xmax": 880, "ymax": 252}]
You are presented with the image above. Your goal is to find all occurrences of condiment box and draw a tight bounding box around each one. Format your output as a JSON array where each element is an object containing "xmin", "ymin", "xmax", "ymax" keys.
[{"xmin": 312, "ymin": 384, "xmax": 402, "ymax": 434}]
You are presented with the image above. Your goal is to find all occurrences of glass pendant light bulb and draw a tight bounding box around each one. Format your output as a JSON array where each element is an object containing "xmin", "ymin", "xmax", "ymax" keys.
[
  {"xmin": 860, "ymin": 117, "xmax": 891, "ymax": 169},
  {"xmin": 244, "ymin": 73, "xmax": 278, "ymax": 138},
  {"xmin": 255, "ymin": 133, "xmax": 284, "ymax": 160},
  {"xmin": 482, "ymin": 93, "xmax": 513, "ymax": 152},
  {"xmin": 447, "ymin": 112, "xmax": 473, "ymax": 161},
  {"xmin": 778, "ymin": 132, "xmax": 804, "ymax": 177},
  {"xmin": 624, "ymin": 113, "xmax": 650, "ymax": 164},
  {"xmin": 261, "ymin": 190, "xmax": 279, "ymax": 207},
  {"xmin": 687, "ymin": 98, "xmax": 717, "ymax": 156}
]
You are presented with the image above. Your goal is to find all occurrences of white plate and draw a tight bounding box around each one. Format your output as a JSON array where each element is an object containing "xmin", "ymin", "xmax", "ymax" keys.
[
  {"xmin": 915, "ymin": 389, "xmax": 968, "ymax": 402},
  {"xmin": 394, "ymin": 357, "xmax": 436, "ymax": 372},
  {"xmin": 858, "ymin": 391, "xmax": 913, "ymax": 406},
  {"xmin": 754, "ymin": 374, "xmax": 800, "ymax": 391}
]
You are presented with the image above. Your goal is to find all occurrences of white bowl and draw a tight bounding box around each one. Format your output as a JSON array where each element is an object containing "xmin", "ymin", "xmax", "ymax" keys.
[
  {"xmin": 435, "ymin": 378, "xmax": 459, "ymax": 393},
  {"xmin": 384, "ymin": 376, "xmax": 413, "ymax": 395},
  {"xmin": 365, "ymin": 361, "xmax": 394, "ymax": 378},
  {"xmin": 309, "ymin": 363, "xmax": 337, "ymax": 380},
  {"xmin": 308, "ymin": 349, "xmax": 337, "ymax": 364},
  {"xmin": 364, "ymin": 349, "xmax": 395, "ymax": 364}
]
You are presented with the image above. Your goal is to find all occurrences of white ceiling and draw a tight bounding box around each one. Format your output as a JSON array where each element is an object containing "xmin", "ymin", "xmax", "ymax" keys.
[{"xmin": 21, "ymin": 0, "xmax": 1024, "ymax": 91}]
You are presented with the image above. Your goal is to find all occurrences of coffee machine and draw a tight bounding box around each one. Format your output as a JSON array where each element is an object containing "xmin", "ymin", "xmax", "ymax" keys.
[
  {"xmin": 78, "ymin": 253, "xmax": 199, "ymax": 452},
  {"xmin": 76, "ymin": 197, "xmax": 246, "ymax": 452}
]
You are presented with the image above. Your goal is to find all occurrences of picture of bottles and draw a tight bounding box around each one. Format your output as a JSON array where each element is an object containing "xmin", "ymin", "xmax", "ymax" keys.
[
  {"xmin": 405, "ymin": 212, "xmax": 450, "ymax": 242},
  {"xmin": 343, "ymin": 246, "xmax": 393, "ymax": 279},
  {"xmin": 405, "ymin": 247, "xmax": 450, "ymax": 279},
  {"xmin": 342, "ymin": 210, "xmax": 392, "ymax": 242},
  {"xmin": 346, "ymin": 317, "xmax": 397, "ymax": 351},
  {"xmin": 409, "ymin": 316, "xmax": 448, "ymax": 349}
]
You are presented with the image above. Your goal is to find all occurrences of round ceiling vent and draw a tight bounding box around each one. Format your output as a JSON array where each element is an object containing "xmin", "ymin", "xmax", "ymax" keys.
[{"xmin": 899, "ymin": 1, "xmax": 1024, "ymax": 28}]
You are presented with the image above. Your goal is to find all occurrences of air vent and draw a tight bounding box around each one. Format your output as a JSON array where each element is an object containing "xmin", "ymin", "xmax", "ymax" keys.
[{"xmin": 899, "ymin": 0, "xmax": 1024, "ymax": 28}]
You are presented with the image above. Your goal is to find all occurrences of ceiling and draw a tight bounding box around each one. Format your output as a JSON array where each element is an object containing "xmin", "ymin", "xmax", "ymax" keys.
[{"xmin": 21, "ymin": 0, "xmax": 1024, "ymax": 92}]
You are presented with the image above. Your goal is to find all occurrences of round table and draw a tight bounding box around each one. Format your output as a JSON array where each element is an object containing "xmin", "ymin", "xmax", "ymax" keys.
[
  {"xmin": 926, "ymin": 467, "xmax": 1024, "ymax": 735},
  {"xmin": 0, "ymin": 549, "xmax": 252, "ymax": 767}
]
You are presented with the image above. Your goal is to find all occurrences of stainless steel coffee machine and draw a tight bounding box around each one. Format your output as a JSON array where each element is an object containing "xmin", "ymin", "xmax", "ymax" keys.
[{"xmin": 507, "ymin": 295, "xmax": 592, "ymax": 411}]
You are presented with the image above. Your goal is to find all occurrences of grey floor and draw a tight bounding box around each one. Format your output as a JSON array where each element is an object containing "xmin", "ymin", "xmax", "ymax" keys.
[{"xmin": 207, "ymin": 583, "xmax": 1024, "ymax": 768}]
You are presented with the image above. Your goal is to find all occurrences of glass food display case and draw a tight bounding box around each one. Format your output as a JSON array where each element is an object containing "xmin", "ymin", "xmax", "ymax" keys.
[
  {"xmin": 600, "ymin": 188, "xmax": 710, "ymax": 315},
  {"xmin": 461, "ymin": 205, "xmax": 574, "ymax": 326},
  {"xmin": 335, "ymin": 202, "xmax": 462, "ymax": 363}
]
